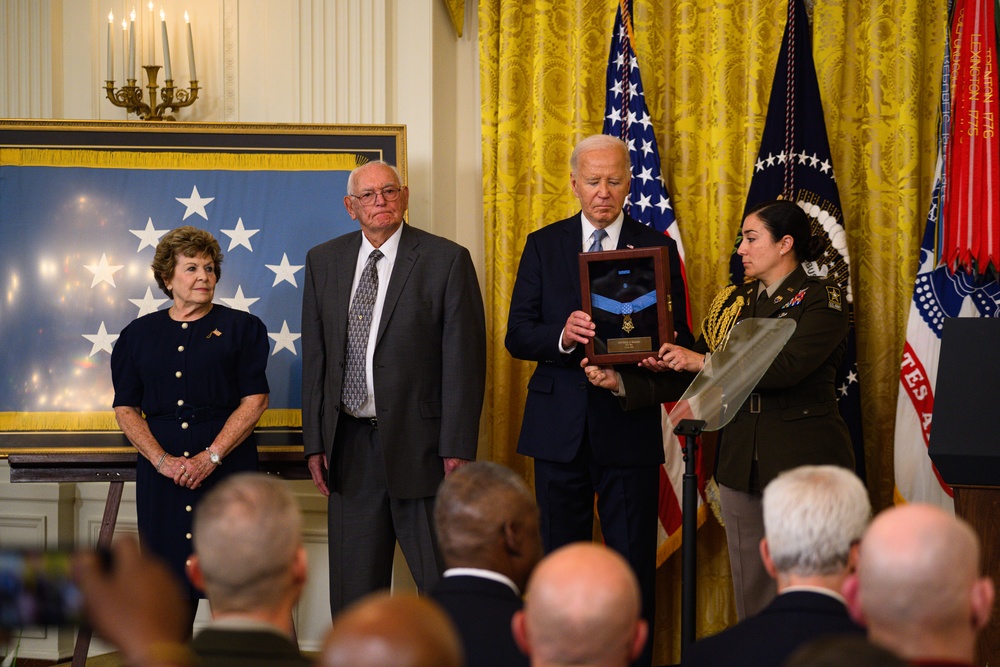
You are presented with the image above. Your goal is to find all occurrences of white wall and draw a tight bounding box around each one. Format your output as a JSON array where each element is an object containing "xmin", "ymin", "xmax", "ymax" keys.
[{"xmin": 0, "ymin": 0, "xmax": 483, "ymax": 659}]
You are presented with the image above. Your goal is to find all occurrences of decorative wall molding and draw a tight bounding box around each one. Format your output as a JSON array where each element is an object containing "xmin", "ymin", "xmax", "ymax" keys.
[
  {"xmin": 0, "ymin": 0, "xmax": 53, "ymax": 119},
  {"xmin": 223, "ymin": 0, "xmax": 239, "ymax": 121},
  {"xmin": 0, "ymin": 513, "xmax": 47, "ymax": 545}
]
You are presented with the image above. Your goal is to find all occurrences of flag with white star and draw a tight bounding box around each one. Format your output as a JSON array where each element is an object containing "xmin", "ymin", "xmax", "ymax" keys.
[
  {"xmin": 0, "ymin": 160, "xmax": 356, "ymax": 428},
  {"xmin": 893, "ymin": 0, "xmax": 1000, "ymax": 510},
  {"xmin": 602, "ymin": 0, "xmax": 699, "ymax": 563},
  {"xmin": 733, "ymin": 0, "xmax": 865, "ymax": 479}
]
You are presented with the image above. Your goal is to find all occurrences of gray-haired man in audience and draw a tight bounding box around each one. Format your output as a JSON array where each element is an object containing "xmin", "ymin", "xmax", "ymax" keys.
[
  {"xmin": 681, "ymin": 465, "xmax": 869, "ymax": 667},
  {"xmin": 186, "ymin": 472, "xmax": 310, "ymax": 667}
]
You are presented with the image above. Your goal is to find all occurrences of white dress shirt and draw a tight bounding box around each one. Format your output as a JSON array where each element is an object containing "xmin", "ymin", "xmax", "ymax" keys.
[
  {"xmin": 558, "ymin": 212, "xmax": 626, "ymax": 354},
  {"xmin": 346, "ymin": 225, "xmax": 403, "ymax": 418}
]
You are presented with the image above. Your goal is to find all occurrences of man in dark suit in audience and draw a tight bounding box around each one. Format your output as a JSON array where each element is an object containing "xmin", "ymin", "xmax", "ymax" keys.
[
  {"xmin": 844, "ymin": 503, "xmax": 994, "ymax": 667},
  {"xmin": 430, "ymin": 462, "xmax": 543, "ymax": 667},
  {"xmin": 186, "ymin": 473, "xmax": 310, "ymax": 667},
  {"xmin": 505, "ymin": 134, "xmax": 692, "ymax": 666},
  {"xmin": 681, "ymin": 465, "xmax": 869, "ymax": 667}
]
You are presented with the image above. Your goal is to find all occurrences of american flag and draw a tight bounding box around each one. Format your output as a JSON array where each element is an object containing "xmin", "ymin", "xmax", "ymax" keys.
[
  {"xmin": 0, "ymin": 152, "xmax": 357, "ymax": 432},
  {"xmin": 601, "ymin": 0, "xmax": 702, "ymax": 563},
  {"xmin": 893, "ymin": 0, "xmax": 1000, "ymax": 509},
  {"xmin": 731, "ymin": 0, "xmax": 866, "ymax": 478}
]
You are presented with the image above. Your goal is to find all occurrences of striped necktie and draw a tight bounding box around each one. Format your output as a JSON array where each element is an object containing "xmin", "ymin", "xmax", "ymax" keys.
[
  {"xmin": 342, "ymin": 249, "xmax": 383, "ymax": 411},
  {"xmin": 588, "ymin": 228, "xmax": 608, "ymax": 252}
]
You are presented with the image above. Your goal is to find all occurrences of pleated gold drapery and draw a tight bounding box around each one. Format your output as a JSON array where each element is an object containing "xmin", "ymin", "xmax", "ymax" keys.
[{"xmin": 480, "ymin": 0, "xmax": 946, "ymax": 661}]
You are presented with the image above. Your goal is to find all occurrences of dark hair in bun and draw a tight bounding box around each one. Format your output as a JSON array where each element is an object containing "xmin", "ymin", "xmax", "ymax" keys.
[{"xmin": 746, "ymin": 200, "xmax": 824, "ymax": 263}]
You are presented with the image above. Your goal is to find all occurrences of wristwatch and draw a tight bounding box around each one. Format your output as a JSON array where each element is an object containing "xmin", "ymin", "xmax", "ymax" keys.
[{"xmin": 207, "ymin": 448, "xmax": 222, "ymax": 466}]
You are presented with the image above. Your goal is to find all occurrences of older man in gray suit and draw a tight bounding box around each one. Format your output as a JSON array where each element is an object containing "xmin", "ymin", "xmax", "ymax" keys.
[{"xmin": 302, "ymin": 160, "xmax": 486, "ymax": 616}]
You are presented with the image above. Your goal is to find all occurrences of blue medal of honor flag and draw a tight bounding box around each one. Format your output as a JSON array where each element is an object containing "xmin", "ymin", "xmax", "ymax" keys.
[{"xmin": 0, "ymin": 164, "xmax": 356, "ymax": 421}]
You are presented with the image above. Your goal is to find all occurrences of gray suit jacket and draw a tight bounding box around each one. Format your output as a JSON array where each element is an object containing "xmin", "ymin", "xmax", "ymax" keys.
[{"xmin": 301, "ymin": 223, "xmax": 486, "ymax": 498}]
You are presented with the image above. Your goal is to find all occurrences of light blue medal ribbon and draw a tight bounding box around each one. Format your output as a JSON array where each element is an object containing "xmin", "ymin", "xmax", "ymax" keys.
[{"xmin": 590, "ymin": 290, "xmax": 658, "ymax": 333}]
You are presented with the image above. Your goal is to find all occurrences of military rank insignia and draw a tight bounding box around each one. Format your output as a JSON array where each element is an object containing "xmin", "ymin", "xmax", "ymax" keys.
[
  {"xmin": 781, "ymin": 288, "xmax": 808, "ymax": 309},
  {"xmin": 826, "ymin": 286, "xmax": 843, "ymax": 311}
]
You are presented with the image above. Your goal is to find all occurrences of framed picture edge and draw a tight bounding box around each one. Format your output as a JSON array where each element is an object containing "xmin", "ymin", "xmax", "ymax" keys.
[{"xmin": 0, "ymin": 120, "xmax": 405, "ymax": 455}]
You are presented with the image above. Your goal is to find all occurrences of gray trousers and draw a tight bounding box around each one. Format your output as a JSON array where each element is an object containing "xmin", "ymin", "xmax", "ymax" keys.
[
  {"xmin": 718, "ymin": 482, "xmax": 777, "ymax": 619},
  {"xmin": 326, "ymin": 415, "xmax": 441, "ymax": 615}
]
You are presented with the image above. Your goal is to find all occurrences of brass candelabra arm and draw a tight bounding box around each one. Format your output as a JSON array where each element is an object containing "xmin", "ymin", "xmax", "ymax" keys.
[
  {"xmin": 104, "ymin": 80, "xmax": 152, "ymax": 119},
  {"xmin": 153, "ymin": 81, "xmax": 200, "ymax": 121}
]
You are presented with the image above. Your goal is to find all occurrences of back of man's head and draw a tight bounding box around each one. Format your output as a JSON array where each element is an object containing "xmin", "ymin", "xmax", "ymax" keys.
[
  {"xmin": 513, "ymin": 543, "xmax": 647, "ymax": 667},
  {"xmin": 762, "ymin": 465, "xmax": 870, "ymax": 580},
  {"xmin": 434, "ymin": 461, "xmax": 542, "ymax": 591},
  {"xmin": 846, "ymin": 503, "xmax": 994, "ymax": 663},
  {"xmin": 190, "ymin": 472, "xmax": 304, "ymax": 614},
  {"xmin": 320, "ymin": 593, "xmax": 463, "ymax": 667}
]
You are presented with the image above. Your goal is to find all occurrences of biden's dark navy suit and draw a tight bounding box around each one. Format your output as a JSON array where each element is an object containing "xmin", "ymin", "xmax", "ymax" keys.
[{"xmin": 505, "ymin": 212, "xmax": 692, "ymax": 665}]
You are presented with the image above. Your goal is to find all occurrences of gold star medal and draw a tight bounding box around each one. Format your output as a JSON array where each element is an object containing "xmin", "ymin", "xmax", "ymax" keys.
[{"xmin": 622, "ymin": 303, "xmax": 635, "ymax": 333}]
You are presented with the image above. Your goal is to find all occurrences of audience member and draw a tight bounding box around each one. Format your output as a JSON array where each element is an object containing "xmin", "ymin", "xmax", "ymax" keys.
[
  {"xmin": 512, "ymin": 543, "xmax": 646, "ymax": 667},
  {"xmin": 319, "ymin": 593, "xmax": 463, "ymax": 667},
  {"xmin": 431, "ymin": 461, "xmax": 542, "ymax": 667},
  {"xmin": 75, "ymin": 537, "xmax": 194, "ymax": 667},
  {"xmin": 844, "ymin": 503, "xmax": 994, "ymax": 666},
  {"xmin": 784, "ymin": 635, "xmax": 907, "ymax": 667},
  {"xmin": 681, "ymin": 465, "xmax": 869, "ymax": 667},
  {"xmin": 185, "ymin": 472, "xmax": 310, "ymax": 667}
]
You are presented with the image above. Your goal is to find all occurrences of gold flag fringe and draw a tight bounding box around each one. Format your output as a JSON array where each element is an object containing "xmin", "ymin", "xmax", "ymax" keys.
[{"xmin": 1, "ymin": 148, "xmax": 361, "ymax": 172}]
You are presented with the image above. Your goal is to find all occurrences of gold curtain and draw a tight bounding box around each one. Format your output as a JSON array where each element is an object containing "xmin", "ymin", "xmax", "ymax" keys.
[
  {"xmin": 480, "ymin": 0, "xmax": 946, "ymax": 661},
  {"xmin": 442, "ymin": 0, "xmax": 466, "ymax": 37}
]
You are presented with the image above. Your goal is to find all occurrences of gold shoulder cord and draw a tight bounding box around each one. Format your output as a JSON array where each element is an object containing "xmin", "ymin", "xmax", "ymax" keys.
[{"xmin": 701, "ymin": 285, "xmax": 745, "ymax": 353}]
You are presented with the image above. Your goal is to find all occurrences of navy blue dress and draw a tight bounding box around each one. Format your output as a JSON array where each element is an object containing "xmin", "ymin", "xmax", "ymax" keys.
[{"xmin": 111, "ymin": 305, "xmax": 270, "ymax": 596}]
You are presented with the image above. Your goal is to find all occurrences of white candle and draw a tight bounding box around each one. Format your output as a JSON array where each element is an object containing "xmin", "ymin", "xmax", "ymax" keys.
[
  {"xmin": 128, "ymin": 10, "xmax": 136, "ymax": 79},
  {"xmin": 160, "ymin": 9, "xmax": 172, "ymax": 80},
  {"xmin": 146, "ymin": 2, "xmax": 155, "ymax": 65},
  {"xmin": 185, "ymin": 12, "xmax": 196, "ymax": 81},
  {"xmin": 106, "ymin": 12, "xmax": 114, "ymax": 81},
  {"xmin": 122, "ymin": 19, "xmax": 127, "ymax": 81}
]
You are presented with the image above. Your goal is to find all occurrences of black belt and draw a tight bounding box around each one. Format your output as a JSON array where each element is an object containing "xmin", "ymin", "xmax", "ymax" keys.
[
  {"xmin": 147, "ymin": 405, "xmax": 231, "ymax": 423},
  {"xmin": 340, "ymin": 411, "xmax": 378, "ymax": 429},
  {"xmin": 741, "ymin": 390, "xmax": 837, "ymax": 414}
]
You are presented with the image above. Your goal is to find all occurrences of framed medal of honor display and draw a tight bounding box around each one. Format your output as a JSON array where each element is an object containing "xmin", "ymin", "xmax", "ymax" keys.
[{"xmin": 579, "ymin": 246, "xmax": 673, "ymax": 365}]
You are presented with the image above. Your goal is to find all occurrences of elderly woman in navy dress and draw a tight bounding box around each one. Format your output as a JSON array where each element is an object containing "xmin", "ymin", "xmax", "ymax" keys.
[{"xmin": 111, "ymin": 226, "xmax": 269, "ymax": 627}]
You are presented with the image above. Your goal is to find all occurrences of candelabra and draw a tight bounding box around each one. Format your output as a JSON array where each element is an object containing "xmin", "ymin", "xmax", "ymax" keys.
[{"xmin": 105, "ymin": 65, "xmax": 199, "ymax": 121}]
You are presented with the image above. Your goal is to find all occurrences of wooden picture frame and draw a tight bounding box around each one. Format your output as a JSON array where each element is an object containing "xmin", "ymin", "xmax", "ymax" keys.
[
  {"xmin": 0, "ymin": 120, "xmax": 405, "ymax": 455},
  {"xmin": 579, "ymin": 246, "xmax": 673, "ymax": 365}
]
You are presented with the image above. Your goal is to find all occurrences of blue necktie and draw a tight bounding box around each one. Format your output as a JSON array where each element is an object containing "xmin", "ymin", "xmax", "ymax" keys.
[{"xmin": 588, "ymin": 229, "xmax": 608, "ymax": 252}]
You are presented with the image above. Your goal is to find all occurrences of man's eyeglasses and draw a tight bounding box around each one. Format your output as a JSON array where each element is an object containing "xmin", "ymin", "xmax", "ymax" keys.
[{"xmin": 350, "ymin": 187, "xmax": 402, "ymax": 206}]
